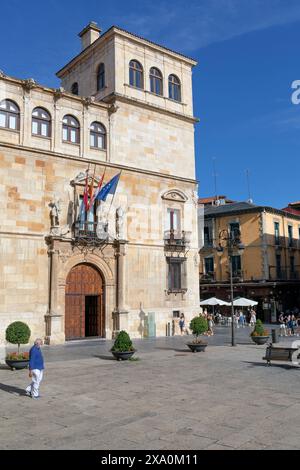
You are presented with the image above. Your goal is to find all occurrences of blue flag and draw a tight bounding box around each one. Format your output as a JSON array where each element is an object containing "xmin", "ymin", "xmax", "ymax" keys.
[{"xmin": 95, "ymin": 173, "xmax": 121, "ymax": 202}]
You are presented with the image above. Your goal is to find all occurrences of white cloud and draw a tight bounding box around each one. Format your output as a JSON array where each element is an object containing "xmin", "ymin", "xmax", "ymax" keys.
[{"xmin": 115, "ymin": 0, "xmax": 300, "ymax": 52}]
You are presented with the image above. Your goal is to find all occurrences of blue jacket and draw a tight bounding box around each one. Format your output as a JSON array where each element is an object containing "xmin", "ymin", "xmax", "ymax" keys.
[{"xmin": 29, "ymin": 345, "xmax": 44, "ymax": 370}]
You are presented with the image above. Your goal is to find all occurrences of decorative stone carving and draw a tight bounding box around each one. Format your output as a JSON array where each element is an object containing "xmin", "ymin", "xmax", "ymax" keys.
[
  {"xmin": 58, "ymin": 251, "xmax": 71, "ymax": 264},
  {"xmin": 49, "ymin": 197, "xmax": 61, "ymax": 227},
  {"xmin": 116, "ymin": 207, "xmax": 125, "ymax": 240},
  {"xmin": 108, "ymin": 103, "xmax": 119, "ymax": 115},
  {"xmin": 23, "ymin": 78, "xmax": 37, "ymax": 91},
  {"xmin": 96, "ymin": 203, "xmax": 109, "ymax": 240},
  {"xmin": 191, "ymin": 190, "xmax": 199, "ymax": 207},
  {"xmin": 0, "ymin": 70, "xmax": 6, "ymax": 78},
  {"xmin": 82, "ymin": 96, "xmax": 95, "ymax": 108},
  {"xmin": 161, "ymin": 190, "xmax": 188, "ymax": 203},
  {"xmin": 54, "ymin": 87, "xmax": 65, "ymax": 100}
]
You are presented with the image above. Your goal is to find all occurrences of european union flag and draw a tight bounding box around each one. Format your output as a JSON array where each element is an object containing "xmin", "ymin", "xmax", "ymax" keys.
[{"xmin": 95, "ymin": 173, "xmax": 121, "ymax": 201}]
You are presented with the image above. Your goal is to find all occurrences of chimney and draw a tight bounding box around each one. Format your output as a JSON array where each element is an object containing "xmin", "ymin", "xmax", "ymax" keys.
[{"xmin": 78, "ymin": 22, "xmax": 101, "ymax": 50}]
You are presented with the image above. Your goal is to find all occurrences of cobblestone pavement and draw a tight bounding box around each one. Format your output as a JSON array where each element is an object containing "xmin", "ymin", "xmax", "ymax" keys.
[{"xmin": 0, "ymin": 326, "xmax": 299, "ymax": 450}]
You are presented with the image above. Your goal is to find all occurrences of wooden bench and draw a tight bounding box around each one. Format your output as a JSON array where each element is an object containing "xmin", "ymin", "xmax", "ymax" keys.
[{"xmin": 263, "ymin": 344, "xmax": 299, "ymax": 366}]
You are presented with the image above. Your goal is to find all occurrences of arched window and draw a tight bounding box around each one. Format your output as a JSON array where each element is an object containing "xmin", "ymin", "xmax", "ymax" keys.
[
  {"xmin": 62, "ymin": 115, "xmax": 80, "ymax": 144},
  {"xmin": 150, "ymin": 67, "xmax": 163, "ymax": 96},
  {"xmin": 90, "ymin": 122, "xmax": 106, "ymax": 149},
  {"xmin": 129, "ymin": 60, "xmax": 143, "ymax": 89},
  {"xmin": 97, "ymin": 63, "xmax": 105, "ymax": 91},
  {"xmin": 0, "ymin": 99, "xmax": 20, "ymax": 130},
  {"xmin": 32, "ymin": 107, "xmax": 51, "ymax": 137},
  {"xmin": 71, "ymin": 82, "xmax": 79, "ymax": 95},
  {"xmin": 168, "ymin": 74, "xmax": 181, "ymax": 102}
]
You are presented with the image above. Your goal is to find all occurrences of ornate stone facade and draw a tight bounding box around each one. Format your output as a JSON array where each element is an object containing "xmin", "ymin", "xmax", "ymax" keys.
[{"xmin": 0, "ymin": 23, "xmax": 200, "ymax": 349}]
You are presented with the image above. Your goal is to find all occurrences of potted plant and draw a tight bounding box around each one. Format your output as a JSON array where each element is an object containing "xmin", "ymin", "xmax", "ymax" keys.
[
  {"xmin": 250, "ymin": 319, "xmax": 269, "ymax": 345},
  {"xmin": 187, "ymin": 316, "xmax": 208, "ymax": 352},
  {"xmin": 111, "ymin": 330, "xmax": 136, "ymax": 361},
  {"xmin": 5, "ymin": 321, "xmax": 31, "ymax": 370}
]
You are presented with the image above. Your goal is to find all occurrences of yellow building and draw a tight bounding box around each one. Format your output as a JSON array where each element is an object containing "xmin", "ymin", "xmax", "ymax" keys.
[{"xmin": 200, "ymin": 201, "xmax": 300, "ymax": 322}]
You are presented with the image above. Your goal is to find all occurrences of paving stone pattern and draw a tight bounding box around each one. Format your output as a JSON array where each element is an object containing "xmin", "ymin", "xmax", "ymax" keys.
[{"xmin": 0, "ymin": 327, "xmax": 299, "ymax": 450}]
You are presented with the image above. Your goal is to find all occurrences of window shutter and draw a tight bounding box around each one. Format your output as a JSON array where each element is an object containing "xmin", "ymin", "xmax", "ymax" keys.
[{"xmin": 181, "ymin": 259, "xmax": 187, "ymax": 290}]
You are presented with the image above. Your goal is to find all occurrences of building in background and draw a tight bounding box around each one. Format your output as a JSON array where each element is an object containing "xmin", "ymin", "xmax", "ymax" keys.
[
  {"xmin": 0, "ymin": 22, "xmax": 200, "ymax": 347},
  {"xmin": 200, "ymin": 200, "xmax": 300, "ymax": 322}
]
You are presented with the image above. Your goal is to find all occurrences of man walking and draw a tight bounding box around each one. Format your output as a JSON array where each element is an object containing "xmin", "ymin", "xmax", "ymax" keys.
[{"xmin": 26, "ymin": 338, "xmax": 44, "ymax": 399}]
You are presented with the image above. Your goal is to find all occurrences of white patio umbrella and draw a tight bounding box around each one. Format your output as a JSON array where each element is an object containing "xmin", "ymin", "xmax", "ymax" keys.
[
  {"xmin": 200, "ymin": 297, "xmax": 230, "ymax": 306},
  {"xmin": 232, "ymin": 297, "xmax": 258, "ymax": 307}
]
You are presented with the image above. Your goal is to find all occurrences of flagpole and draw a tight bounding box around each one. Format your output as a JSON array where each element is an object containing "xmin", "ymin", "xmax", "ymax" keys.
[
  {"xmin": 107, "ymin": 170, "xmax": 122, "ymax": 217},
  {"xmin": 88, "ymin": 163, "xmax": 97, "ymax": 211}
]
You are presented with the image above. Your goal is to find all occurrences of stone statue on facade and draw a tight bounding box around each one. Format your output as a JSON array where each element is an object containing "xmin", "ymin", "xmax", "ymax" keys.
[
  {"xmin": 116, "ymin": 207, "xmax": 125, "ymax": 240},
  {"xmin": 96, "ymin": 203, "xmax": 108, "ymax": 240},
  {"xmin": 49, "ymin": 197, "xmax": 61, "ymax": 227}
]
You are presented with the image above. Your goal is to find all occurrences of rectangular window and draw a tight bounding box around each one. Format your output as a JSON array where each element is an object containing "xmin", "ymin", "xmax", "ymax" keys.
[
  {"xmin": 204, "ymin": 257, "xmax": 214, "ymax": 274},
  {"xmin": 204, "ymin": 226, "xmax": 212, "ymax": 247},
  {"xmin": 168, "ymin": 258, "xmax": 184, "ymax": 291},
  {"xmin": 229, "ymin": 222, "xmax": 240, "ymax": 239},
  {"xmin": 231, "ymin": 255, "xmax": 241, "ymax": 276},
  {"xmin": 288, "ymin": 225, "xmax": 293, "ymax": 246},
  {"xmin": 166, "ymin": 209, "xmax": 180, "ymax": 232},
  {"xmin": 90, "ymin": 134, "xmax": 95, "ymax": 147},
  {"xmin": 274, "ymin": 222, "xmax": 280, "ymax": 244}
]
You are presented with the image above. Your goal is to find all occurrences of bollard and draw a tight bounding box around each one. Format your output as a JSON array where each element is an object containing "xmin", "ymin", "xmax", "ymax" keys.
[{"xmin": 271, "ymin": 328, "xmax": 279, "ymax": 344}]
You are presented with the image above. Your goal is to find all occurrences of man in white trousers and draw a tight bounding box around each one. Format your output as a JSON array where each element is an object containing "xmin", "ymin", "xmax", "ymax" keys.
[{"xmin": 26, "ymin": 338, "xmax": 44, "ymax": 399}]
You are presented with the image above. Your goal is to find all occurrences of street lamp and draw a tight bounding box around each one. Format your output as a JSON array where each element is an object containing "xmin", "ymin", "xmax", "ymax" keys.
[{"xmin": 216, "ymin": 229, "xmax": 245, "ymax": 346}]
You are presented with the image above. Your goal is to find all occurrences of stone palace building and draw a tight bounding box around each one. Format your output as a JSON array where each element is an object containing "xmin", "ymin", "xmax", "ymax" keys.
[{"xmin": 0, "ymin": 22, "xmax": 200, "ymax": 347}]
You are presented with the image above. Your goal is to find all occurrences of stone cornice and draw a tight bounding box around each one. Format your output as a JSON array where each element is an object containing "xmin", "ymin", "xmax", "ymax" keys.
[
  {"xmin": 103, "ymin": 92, "xmax": 199, "ymax": 124},
  {"xmin": 0, "ymin": 75, "xmax": 109, "ymax": 111},
  {"xmin": 0, "ymin": 141, "xmax": 198, "ymax": 185}
]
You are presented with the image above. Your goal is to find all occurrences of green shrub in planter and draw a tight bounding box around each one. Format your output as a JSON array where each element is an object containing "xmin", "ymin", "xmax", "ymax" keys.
[
  {"xmin": 189, "ymin": 316, "xmax": 208, "ymax": 343},
  {"xmin": 111, "ymin": 331, "xmax": 135, "ymax": 352},
  {"xmin": 250, "ymin": 319, "xmax": 269, "ymax": 337},
  {"xmin": 5, "ymin": 321, "xmax": 31, "ymax": 354}
]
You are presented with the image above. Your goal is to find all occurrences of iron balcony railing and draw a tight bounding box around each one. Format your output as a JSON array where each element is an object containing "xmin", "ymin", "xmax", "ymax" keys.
[
  {"xmin": 201, "ymin": 272, "xmax": 216, "ymax": 283},
  {"xmin": 228, "ymin": 270, "xmax": 244, "ymax": 281},
  {"xmin": 164, "ymin": 229, "xmax": 191, "ymax": 250},
  {"xmin": 74, "ymin": 221, "xmax": 108, "ymax": 243}
]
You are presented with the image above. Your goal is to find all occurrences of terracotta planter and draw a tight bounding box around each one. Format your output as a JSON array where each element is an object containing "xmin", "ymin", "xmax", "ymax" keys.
[{"xmin": 5, "ymin": 359, "xmax": 29, "ymax": 370}]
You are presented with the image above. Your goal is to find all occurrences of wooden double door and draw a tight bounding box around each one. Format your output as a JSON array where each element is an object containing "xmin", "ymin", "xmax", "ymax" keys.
[{"xmin": 65, "ymin": 264, "xmax": 104, "ymax": 340}]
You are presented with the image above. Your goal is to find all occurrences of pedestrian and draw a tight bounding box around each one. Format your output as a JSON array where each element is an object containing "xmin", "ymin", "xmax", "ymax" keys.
[
  {"xmin": 278, "ymin": 312, "xmax": 287, "ymax": 337},
  {"xmin": 179, "ymin": 313, "xmax": 186, "ymax": 336},
  {"xmin": 250, "ymin": 309, "xmax": 256, "ymax": 328},
  {"xmin": 207, "ymin": 314, "xmax": 214, "ymax": 336},
  {"xmin": 25, "ymin": 338, "xmax": 44, "ymax": 399}
]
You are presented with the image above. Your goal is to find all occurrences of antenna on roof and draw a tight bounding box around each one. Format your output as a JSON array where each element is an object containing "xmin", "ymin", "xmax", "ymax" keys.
[
  {"xmin": 212, "ymin": 157, "xmax": 218, "ymax": 204},
  {"xmin": 246, "ymin": 169, "xmax": 253, "ymax": 204}
]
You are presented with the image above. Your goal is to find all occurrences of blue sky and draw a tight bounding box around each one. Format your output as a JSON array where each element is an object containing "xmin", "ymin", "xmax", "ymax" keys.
[{"xmin": 1, "ymin": 0, "xmax": 300, "ymax": 208}]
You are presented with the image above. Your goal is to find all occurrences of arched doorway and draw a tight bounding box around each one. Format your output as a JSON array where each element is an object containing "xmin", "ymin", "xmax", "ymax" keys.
[{"xmin": 65, "ymin": 264, "xmax": 105, "ymax": 340}]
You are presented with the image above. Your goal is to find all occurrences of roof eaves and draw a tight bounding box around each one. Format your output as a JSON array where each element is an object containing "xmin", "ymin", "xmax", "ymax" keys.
[{"xmin": 56, "ymin": 25, "xmax": 197, "ymax": 77}]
